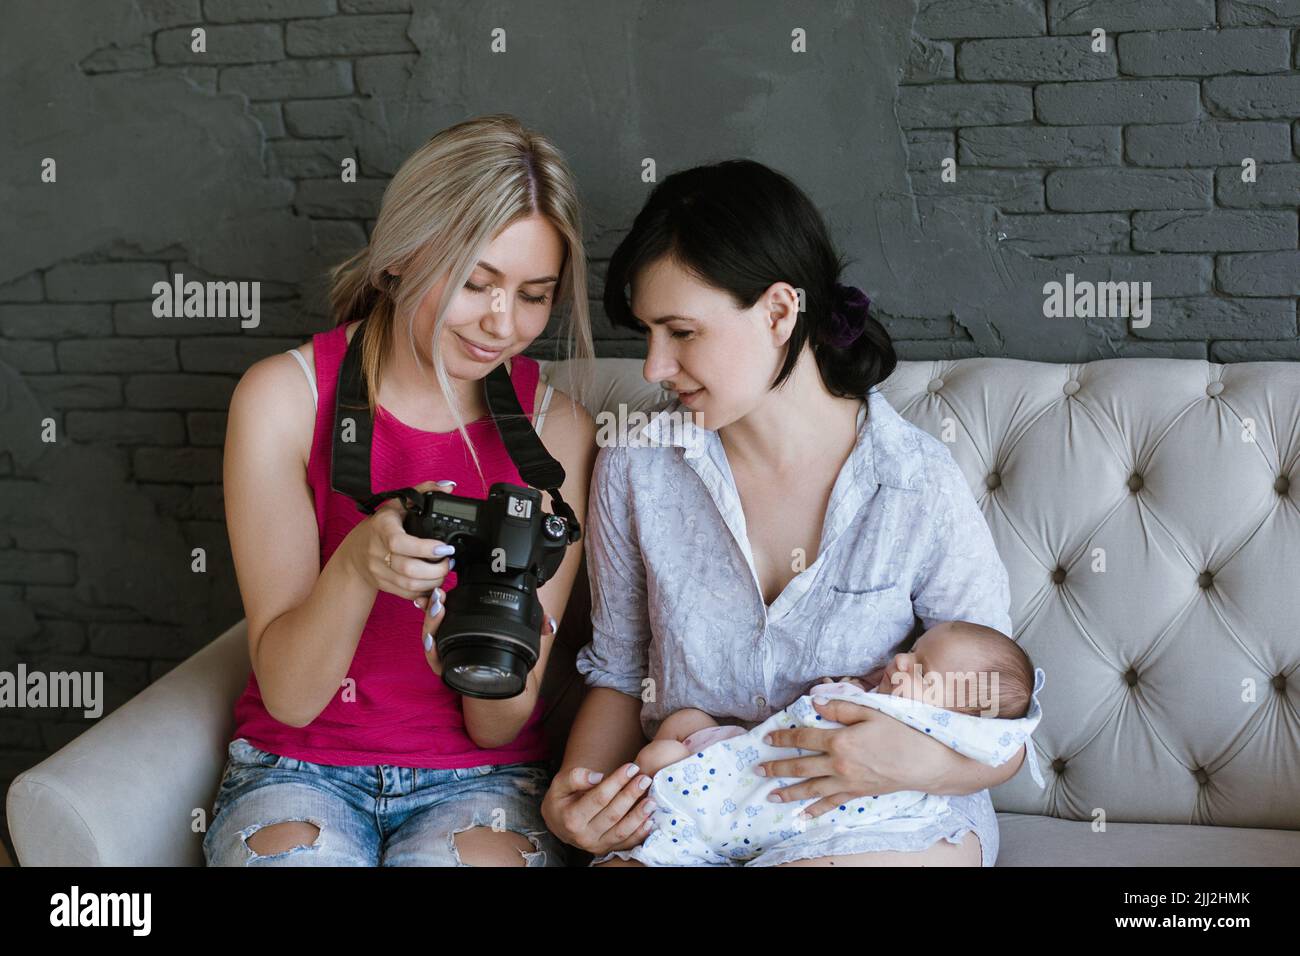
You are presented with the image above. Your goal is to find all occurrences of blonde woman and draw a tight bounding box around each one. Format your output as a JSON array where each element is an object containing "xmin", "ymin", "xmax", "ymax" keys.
[{"xmin": 204, "ymin": 115, "xmax": 597, "ymax": 867}]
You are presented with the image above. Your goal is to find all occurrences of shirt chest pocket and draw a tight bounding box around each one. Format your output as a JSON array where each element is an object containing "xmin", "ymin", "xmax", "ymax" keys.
[{"xmin": 804, "ymin": 581, "xmax": 909, "ymax": 675}]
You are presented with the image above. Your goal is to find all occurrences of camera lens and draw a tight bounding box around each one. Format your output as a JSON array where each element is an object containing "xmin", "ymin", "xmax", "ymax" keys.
[
  {"xmin": 434, "ymin": 577, "xmax": 542, "ymax": 699},
  {"xmin": 449, "ymin": 662, "xmax": 520, "ymax": 697}
]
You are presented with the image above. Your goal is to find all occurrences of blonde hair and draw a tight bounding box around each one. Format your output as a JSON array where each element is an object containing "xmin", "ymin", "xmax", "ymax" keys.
[{"xmin": 326, "ymin": 113, "xmax": 594, "ymax": 479}]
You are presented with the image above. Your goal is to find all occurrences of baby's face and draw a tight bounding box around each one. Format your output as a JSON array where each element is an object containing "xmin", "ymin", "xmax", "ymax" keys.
[{"xmin": 874, "ymin": 627, "xmax": 1002, "ymax": 715}]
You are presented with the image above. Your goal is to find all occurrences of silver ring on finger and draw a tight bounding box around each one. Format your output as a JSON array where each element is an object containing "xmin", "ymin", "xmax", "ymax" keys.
[{"xmin": 384, "ymin": 551, "xmax": 392, "ymax": 568}]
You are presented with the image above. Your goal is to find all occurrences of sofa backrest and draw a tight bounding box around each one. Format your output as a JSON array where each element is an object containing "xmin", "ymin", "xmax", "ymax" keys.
[{"xmin": 539, "ymin": 357, "xmax": 1300, "ymax": 831}]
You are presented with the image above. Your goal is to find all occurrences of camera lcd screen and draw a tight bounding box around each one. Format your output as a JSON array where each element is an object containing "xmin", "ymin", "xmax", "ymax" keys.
[{"xmin": 433, "ymin": 498, "xmax": 478, "ymax": 521}]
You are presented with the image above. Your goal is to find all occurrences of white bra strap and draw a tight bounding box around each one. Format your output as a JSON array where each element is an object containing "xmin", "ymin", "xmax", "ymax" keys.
[
  {"xmin": 286, "ymin": 348, "xmax": 318, "ymax": 409},
  {"xmin": 534, "ymin": 382, "xmax": 554, "ymax": 437}
]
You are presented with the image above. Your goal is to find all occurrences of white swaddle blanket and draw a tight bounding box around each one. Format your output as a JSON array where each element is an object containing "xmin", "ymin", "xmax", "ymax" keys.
[{"xmin": 631, "ymin": 667, "xmax": 1047, "ymax": 866}]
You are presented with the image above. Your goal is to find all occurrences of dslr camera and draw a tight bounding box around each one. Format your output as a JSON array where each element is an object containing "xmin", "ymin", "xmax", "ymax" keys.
[{"xmin": 400, "ymin": 482, "xmax": 576, "ymax": 699}]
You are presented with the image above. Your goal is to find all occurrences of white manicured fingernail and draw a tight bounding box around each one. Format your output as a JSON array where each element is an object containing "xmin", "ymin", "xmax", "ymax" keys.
[{"xmin": 423, "ymin": 633, "xmax": 433, "ymax": 652}]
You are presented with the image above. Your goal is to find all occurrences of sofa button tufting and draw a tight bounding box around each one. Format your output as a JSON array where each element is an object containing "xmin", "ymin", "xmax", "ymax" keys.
[
  {"xmin": 1051, "ymin": 758, "xmax": 1066, "ymax": 774},
  {"xmin": 1063, "ymin": 379, "xmax": 1080, "ymax": 396},
  {"xmin": 1127, "ymin": 473, "xmax": 1143, "ymax": 492},
  {"xmin": 1205, "ymin": 381, "xmax": 1224, "ymax": 397},
  {"xmin": 1276, "ymin": 476, "xmax": 1290, "ymax": 496},
  {"xmin": 927, "ymin": 377, "xmax": 944, "ymax": 392},
  {"xmin": 1198, "ymin": 571, "xmax": 1214, "ymax": 588},
  {"xmin": 1273, "ymin": 674, "xmax": 1286, "ymax": 691},
  {"xmin": 1124, "ymin": 667, "xmax": 1138, "ymax": 686},
  {"xmin": 1051, "ymin": 567, "xmax": 1066, "ymax": 584},
  {"xmin": 1194, "ymin": 767, "xmax": 1209, "ymax": 785},
  {"xmin": 986, "ymin": 472, "xmax": 1001, "ymax": 490}
]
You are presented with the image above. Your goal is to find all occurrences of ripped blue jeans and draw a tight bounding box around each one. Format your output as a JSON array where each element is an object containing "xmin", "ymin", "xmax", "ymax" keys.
[{"xmin": 203, "ymin": 738, "xmax": 568, "ymax": 866}]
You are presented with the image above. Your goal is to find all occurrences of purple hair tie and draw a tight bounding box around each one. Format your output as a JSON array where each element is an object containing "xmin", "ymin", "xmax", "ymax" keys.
[{"xmin": 825, "ymin": 282, "xmax": 871, "ymax": 348}]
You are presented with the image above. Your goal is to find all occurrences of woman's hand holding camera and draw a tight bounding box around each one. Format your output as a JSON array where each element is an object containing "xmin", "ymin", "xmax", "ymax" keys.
[
  {"xmin": 344, "ymin": 478, "xmax": 457, "ymax": 606},
  {"xmin": 342, "ymin": 478, "xmax": 459, "ymax": 672}
]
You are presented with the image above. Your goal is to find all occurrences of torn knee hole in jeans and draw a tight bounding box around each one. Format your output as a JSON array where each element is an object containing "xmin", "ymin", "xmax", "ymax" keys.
[
  {"xmin": 239, "ymin": 818, "xmax": 326, "ymax": 858},
  {"xmin": 448, "ymin": 814, "xmax": 547, "ymax": 867}
]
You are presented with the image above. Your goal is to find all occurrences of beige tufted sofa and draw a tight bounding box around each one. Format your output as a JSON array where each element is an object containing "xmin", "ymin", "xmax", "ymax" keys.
[{"xmin": 8, "ymin": 356, "xmax": 1300, "ymax": 865}]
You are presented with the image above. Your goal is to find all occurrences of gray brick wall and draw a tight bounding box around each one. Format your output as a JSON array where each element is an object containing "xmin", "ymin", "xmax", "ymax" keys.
[
  {"xmin": 1, "ymin": 0, "xmax": 1298, "ymax": 864},
  {"xmin": 901, "ymin": 0, "xmax": 1300, "ymax": 357}
]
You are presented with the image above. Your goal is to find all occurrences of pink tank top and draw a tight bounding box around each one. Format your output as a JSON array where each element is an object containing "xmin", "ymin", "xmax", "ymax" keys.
[{"xmin": 229, "ymin": 322, "xmax": 551, "ymax": 768}]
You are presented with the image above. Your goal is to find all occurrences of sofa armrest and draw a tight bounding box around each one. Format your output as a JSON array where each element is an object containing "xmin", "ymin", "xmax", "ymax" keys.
[{"xmin": 5, "ymin": 619, "xmax": 250, "ymax": 866}]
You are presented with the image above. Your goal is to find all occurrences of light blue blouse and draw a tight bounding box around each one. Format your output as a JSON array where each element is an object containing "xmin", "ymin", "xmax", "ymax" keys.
[{"xmin": 575, "ymin": 387, "xmax": 1018, "ymax": 747}]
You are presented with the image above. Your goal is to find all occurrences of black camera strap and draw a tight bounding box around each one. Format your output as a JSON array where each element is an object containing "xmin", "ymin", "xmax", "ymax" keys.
[
  {"xmin": 480, "ymin": 359, "xmax": 581, "ymax": 541},
  {"xmin": 330, "ymin": 320, "xmax": 386, "ymax": 513},
  {"xmin": 330, "ymin": 319, "xmax": 580, "ymax": 541}
]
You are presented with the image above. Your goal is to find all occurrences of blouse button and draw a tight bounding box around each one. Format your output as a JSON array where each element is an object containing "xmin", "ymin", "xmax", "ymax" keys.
[{"xmin": 754, "ymin": 695, "xmax": 767, "ymax": 708}]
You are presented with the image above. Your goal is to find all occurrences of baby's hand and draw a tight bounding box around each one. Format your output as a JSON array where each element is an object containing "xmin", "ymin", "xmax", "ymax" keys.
[{"xmin": 812, "ymin": 675, "xmax": 869, "ymax": 692}]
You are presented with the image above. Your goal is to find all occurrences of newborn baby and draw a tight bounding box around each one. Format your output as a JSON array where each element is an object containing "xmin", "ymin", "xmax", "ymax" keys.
[{"xmin": 594, "ymin": 619, "xmax": 1047, "ymax": 867}]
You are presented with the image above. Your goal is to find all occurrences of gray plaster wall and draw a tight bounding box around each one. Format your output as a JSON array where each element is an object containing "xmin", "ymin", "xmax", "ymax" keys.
[{"xmin": 1, "ymin": 0, "xmax": 1298, "ymax": 861}]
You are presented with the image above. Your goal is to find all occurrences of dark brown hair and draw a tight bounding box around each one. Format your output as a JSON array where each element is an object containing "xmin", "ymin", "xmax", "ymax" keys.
[{"xmin": 602, "ymin": 159, "xmax": 896, "ymax": 398}]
